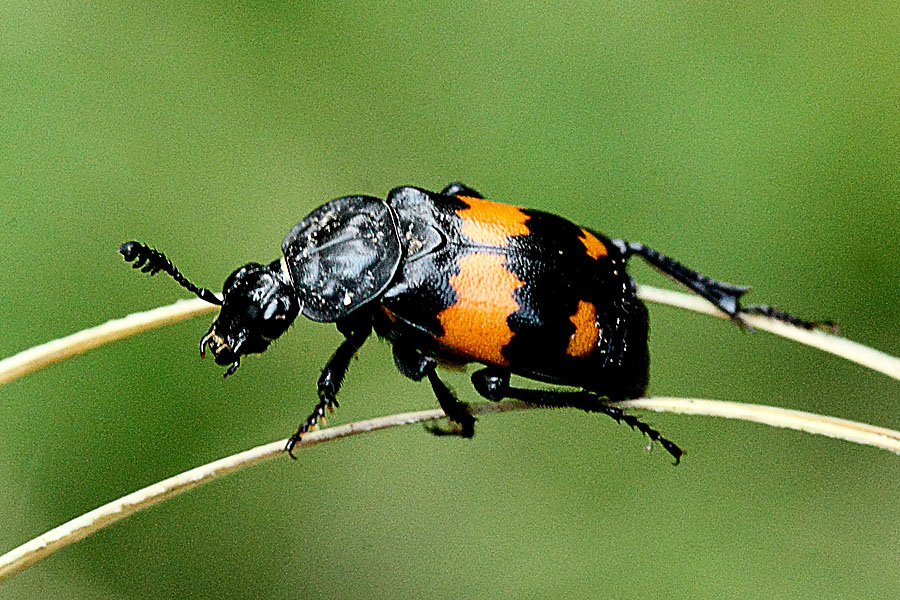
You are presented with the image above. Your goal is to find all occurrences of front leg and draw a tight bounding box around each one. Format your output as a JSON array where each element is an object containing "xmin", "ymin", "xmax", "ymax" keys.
[
  {"xmin": 285, "ymin": 320, "xmax": 371, "ymax": 457},
  {"xmin": 393, "ymin": 344, "xmax": 476, "ymax": 438}
]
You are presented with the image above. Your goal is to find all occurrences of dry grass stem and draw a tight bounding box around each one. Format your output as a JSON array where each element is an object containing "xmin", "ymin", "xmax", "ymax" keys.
[
  {"xmin": 620, "ymin": 397, "xmax": 900, "ymax": 452},
  {"xmin": 2, "ymin": 286, "xmax": 897, "ymax": 388},
  {"xmin": 636, "ymin": 285, "xmax": 900, "ymax": 380},
  {"xmin": 0, "ymin": 298, "xmax": 220, "ymax": 386},
  {"xmin": 0, "ymin": 401, "xmax": 528, "ymax": 581},
  {"xmin": 1, "ymin": 284, "xmax": 898, "ymax": 582},
  {"xmin": 3, "ymin": 396, "xmax": 899, "ymax": 582}
]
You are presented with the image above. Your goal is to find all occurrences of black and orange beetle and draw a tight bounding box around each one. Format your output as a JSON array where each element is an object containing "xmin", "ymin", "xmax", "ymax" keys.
[{"xmin": 121, "ymin": 182, "xmax": 826, "ymax": 464}]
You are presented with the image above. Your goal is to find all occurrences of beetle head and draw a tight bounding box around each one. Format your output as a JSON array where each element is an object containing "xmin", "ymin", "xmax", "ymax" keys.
[
  {"xmin": 200, "ymin": 261, "xmax": 300, "ymax": 377},
  {"xmin": 119, "ymin": 242, "xmax": 300, "ymax": 378}
]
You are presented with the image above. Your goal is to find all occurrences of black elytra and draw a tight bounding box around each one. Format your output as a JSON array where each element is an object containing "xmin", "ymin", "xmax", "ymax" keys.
[{"xmin": 120, "ymin": 182, "xmax": 832, "ymax": 464}]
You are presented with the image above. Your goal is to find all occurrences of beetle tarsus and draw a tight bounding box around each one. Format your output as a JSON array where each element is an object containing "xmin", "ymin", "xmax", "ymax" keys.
[
  {"xmin": 425, "ymin": 370, "xmax": 476, "ymax": 437},
  {"xmin": 474, "ymin": 382, "xmax": 684, "ymax": 465},
  {"xmin": 742, "ymin": 304, "xmax": 837, "ymax": 332},
  {"xmin": 622, "ymin": 240, "xmax": 830, "ymax": 333},
  {"xmin": 285, "ymin": 435, "xmax": 301, "ymax": 459},
  {"xmin": 391, "ymin": 344, "xmax": 477, "ymax": 437},
  {"xmin": 283, "ymin": 322, "xmax": 371, "ymax": 456}
]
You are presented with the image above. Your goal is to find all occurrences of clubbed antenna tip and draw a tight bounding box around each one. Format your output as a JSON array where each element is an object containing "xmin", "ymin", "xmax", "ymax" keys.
[{"xmin": 119, "ymin": 241, "xmax": 222, "ymax": 306}]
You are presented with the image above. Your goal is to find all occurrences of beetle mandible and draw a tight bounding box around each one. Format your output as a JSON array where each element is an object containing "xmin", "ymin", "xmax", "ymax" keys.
[{"xmin": 121, "ymin": 182, "xmax": 828, "ymax": 464}]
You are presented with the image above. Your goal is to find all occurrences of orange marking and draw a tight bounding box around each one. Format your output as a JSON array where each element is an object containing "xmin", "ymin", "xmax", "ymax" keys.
[
  {"xmin": 579, "ymin": 228, "xmax": 608, "ymax": 259},
  {"xmin": 457, "ymin": 196, "xmax": 530, "ymax": 247},
  {"xmin": 437, "ymin": 252, "xmax": 522, "ymax": 366},
  {"xmin": 380, "ymin": 305, "xmax": 399, "ymax": 324},
  {"xmin": 566, "ymin": 300, "xmax": 599, "ymax": 358}
]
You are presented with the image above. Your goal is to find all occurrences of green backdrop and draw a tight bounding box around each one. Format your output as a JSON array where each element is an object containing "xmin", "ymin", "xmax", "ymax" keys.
[{"xmin": 2, "ymin": 2, "xmax": 899, "ymax": 598}]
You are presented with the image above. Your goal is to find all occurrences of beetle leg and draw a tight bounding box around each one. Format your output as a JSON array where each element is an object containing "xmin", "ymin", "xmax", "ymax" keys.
[
  {"xmin": 741, "ymin": 304, "xmax": 836, "ymax": 331},
  {"xmin": 470, "ymin": 367, "xmax": 510, "ymax": 401},
  {"xmin": 440, "ymin": 182, "xmax": 484, "ymax": 199},
  {"xmin": 620, "ymin": 240, "xmax": 749, "ymax": 320},
  {"xmin": 391, "ymin": 344, "xmax": 432, "ymax": 381},
  {"xmin": 285, "ymin": 322, "xmax": 371, "ymax": 458},
  {"xmin": 470, "ymin": 368, "xmax": 683, "ymax": 464},
  {"xmin": 619, "ymin": 240, "xmax": 830, "ymax": 330},
  {"xmin": 424, "ymin": 369, "xmax": 476, "ymax": 438},
  {"xmin": 392, "ymin": 345, "xmax": 476, "ymax": 438}
]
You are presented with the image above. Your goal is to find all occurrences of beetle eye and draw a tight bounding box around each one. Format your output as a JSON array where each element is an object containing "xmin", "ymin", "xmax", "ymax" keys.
[
  {"xmin": 258, "ymin": 295, "xmax": 298, "ymax": 339},
  {"xmin": 263, "ymin": 299, "xmax": 280, "ymax": 321}
]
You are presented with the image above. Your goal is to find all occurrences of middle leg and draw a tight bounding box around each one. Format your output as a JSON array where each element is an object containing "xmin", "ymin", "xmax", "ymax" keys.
[{"xmin": 393, "ymin": 344, "xmax": 476, "ymax": 438}]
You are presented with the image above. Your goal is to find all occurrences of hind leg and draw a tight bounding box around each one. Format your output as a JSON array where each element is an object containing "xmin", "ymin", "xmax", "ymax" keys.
[
  {"xmin": 472, "ymin": 367, "xmax": 683, "ymax": 464},
  {"xmin": 618, "ymin": 240, "xmax": 831, "ymax": 330}
]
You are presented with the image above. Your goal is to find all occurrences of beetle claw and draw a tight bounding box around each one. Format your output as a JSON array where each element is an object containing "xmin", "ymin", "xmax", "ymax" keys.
[{"xmin": 223, "ymin": 358, "xmax": 240, "ymax": 378}]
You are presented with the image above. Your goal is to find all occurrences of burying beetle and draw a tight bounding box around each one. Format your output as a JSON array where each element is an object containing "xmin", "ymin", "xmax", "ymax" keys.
[{"xmin": 121, "ymin": 182, "xmax": 829, "ymax": 464}]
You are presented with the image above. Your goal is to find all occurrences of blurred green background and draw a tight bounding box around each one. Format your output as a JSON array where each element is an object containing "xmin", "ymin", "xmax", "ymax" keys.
[{"xmin": 2, "ymin": 2, "xmax": 899, "ymax": 598}]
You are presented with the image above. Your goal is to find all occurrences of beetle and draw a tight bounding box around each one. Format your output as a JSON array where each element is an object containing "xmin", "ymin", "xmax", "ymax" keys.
[{"xmin": 120, "ymin": 182, "xmax": 828, "ymax": 464}]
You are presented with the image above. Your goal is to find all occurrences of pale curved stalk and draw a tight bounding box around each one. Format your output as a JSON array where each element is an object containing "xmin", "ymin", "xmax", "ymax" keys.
[
  {"xmin": 0, "ymin": 401, "xmax": 527, "ymax": 582},
  {"xmin": 619, "ymin": 397, "xmax": 900, "ymax": 452},
  {"xmin": 0, "ymin": 298, "xmax": 219, "ymax": 385},
  {"xmin": 636, "ymin": 285, "xmax": 900, "ymax": 380},
  {"xmin": 2, "ymin": 396, "xmax": 900, "ymax": 582},
  {"xmin": 1, "ymin": 286, "xmax": 898, "ymax": 386},
  {"xmin": 1, "ymin": 285, "xmax": 899, "ymax": 581}
]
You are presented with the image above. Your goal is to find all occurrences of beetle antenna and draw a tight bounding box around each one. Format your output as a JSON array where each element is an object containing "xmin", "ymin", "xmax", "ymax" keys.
[{"xmin": 119, "ymin": 241, "xmax": 223, "ymax": 306}]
